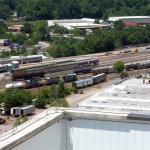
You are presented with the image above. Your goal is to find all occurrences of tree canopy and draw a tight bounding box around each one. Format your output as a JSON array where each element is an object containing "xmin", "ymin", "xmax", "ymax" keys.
[{"xmin": 1, "ymin": 0, "xmax": 150, "ymax": 20}]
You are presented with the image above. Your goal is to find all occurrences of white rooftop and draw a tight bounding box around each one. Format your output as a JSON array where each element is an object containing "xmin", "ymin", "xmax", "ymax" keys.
[
  {"xmin": 108, "ymin": 16, "xmax": 150, "ymax": 21},
  {"xmin": 78, "ymin": 78, "xmax": 150, "ymax": 113},
  {"xmin": 48, "ymin": 18, "xmax": 111, "ymax": 30}
]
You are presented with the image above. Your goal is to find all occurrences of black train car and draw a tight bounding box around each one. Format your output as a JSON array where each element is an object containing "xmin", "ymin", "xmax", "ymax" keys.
[
  {"xmin": 45, "ymin": 77, "xmax": 60, "ymax": 85},
  {"xmin": 63, "ymin": 74, "xmax": 77, "ymax": 83},
  {"xmin": 73, "ymin": 67, "xmax": 92, "ymax": 74}
]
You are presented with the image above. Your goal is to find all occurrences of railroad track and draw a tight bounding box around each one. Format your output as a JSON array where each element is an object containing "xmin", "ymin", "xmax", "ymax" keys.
[{"xmin": 100, "ymin": 53, "xmax": 150, "ymax": 67}]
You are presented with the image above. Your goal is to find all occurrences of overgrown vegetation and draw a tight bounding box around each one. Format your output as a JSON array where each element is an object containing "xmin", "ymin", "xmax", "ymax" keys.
[
  {"xmin": 113, "ymin": 61, "xmax": 125, "ymax": 73},
  {"xmin": 0, "ymin": 81, "xmax": 71, "ymax": 113}
]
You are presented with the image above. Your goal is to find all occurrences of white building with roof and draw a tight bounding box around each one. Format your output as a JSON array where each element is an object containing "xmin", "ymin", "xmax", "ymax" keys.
[
  {"xmin": 108, "ymin": 16, "xmax": 150, "ymax": 22},
  {"xmin": 48, "ymin": 18, "xmax": 111, "ymax": 30}
]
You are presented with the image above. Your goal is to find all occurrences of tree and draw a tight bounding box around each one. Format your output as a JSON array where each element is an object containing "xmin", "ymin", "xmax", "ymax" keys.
[
  {"xmin": 114, "ymin": 20, "xmax": 125, "ymax": 30},
  {"xmin": 113, "ymin": 61, "xmax": 125, "ymax": 73},
  {"xmin": 32, "ymin": 20, "xmax": 49, "ymax": 41},
  {"xmin": 35, "ymin": 97, "xmax": 47, "ymax": 108},
  {"xmin": 24, "ymin": 22, "xmax": 33, "ymax": 34},
  {"xmin": 58, "ymin": 81, "xmax": 65, "ymax": 98},
  {"xmin": 4, "ymin": 89, "xmax": 32, "ymax": 113}
]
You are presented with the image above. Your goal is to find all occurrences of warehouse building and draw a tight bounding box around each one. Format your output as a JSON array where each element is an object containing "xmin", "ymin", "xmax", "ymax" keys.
[
  {"xmin": 108, "ymin": 16, "xmax": 150, "ymax": 27},
  {"xmin": 48, "ymin": 18, "xmax": 112, "ymax": 30},
  {"xmin": 1, "ymin": 107, "xmax": 150, "ymax": 150}
]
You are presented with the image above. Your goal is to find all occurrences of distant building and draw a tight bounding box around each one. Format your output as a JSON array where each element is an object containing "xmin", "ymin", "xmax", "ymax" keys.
[
  {"xmin": 108, "ymin": 16, "xmax": 150, "ymax": 27},
  {"xmin": 8, "ymin": 25, "xmax": 24, "ymax": 33},
  {"xmin": 48, "ymin": 18, "xmax": 112, "ymax": 30}
]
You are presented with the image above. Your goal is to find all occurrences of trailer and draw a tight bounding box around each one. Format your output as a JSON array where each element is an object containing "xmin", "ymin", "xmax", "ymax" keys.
[
  {"xmin": 21, "ymin": 105, "xmax": 35, "ymax": 116},
  {"xmin": 11, "ymin": 105, "xmax": 35, "ymax": 116}
]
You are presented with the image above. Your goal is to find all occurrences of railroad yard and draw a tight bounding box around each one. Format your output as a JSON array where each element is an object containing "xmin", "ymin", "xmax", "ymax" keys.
[
  {"xmin": 0, "ymin": 45, "xmax": 150, "ymax": 134},
  {"xmin": 0, "ymin": 45, "xmax": 150, "ymax": 90}
]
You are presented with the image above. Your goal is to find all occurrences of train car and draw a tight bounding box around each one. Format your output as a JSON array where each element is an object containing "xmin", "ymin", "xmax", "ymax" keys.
[
  {"xmin": 45, "ymin": 62, "xmax": 77, "ymax": 73},
  {"xmin": 92, "ymin": 73, "xmax": 106, "ymax": 84},
  {"xmin": 73, "ymin": 77, "xmax": 93, "ymax": 89},
  {"xmin": 76, "ymin": 58, "xmax": 99, "ymax": 67},
  {"xmin": 92, "ymin": 66, "xmax": 109, "ymax": 75},
  {"xmin": 5, "ymin": 82, "xmax": 26, "ymax": 89},
  {"xmin": 89, "ymin": 59, "xmax": 99, "ymax": 66},
  {"xmin": 126, "ymin": 63, "xmax": 138, "ymax": 71},
  {"xmin": 45, "ymin": 77, "xmax": 60, "ymax": 85},
  {"xmin": 73, "ymin": 66, "xmax": 92, "ymax": 74},
  {"xmin": 0, "ymin": 65, "xmax": 8, "ymax": 73},
  {"xmin": 63, "ymin": 74, "xmax": 77, "ymax": 83},
  {"xmin": 22, "ymin": 55, "xmax": 42, "ymax": 64},
  {"xmin": 77, "ymin": 60, "xmax": 89, "ymax": 67},
  {"xmin": 25, "ymin": 79, "xmax": 43, "ymax": 88}
]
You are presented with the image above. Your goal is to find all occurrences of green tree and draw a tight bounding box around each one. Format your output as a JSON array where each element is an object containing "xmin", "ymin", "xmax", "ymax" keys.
[
  {"xmin": 4, "ymin": 89, "xmax": 32, "ymax": 113},
  {"xmin": 35, "ymin": 97, "xmax": 47, "ymax": 108},
  {"xmin": 58, "ymin": 81, "xmax": 65, "ymax": 98},
  {"xmin": 24, "ymin": 22, "xmax": 33, "ymax": 34},
  {"xmin": 113, "ymin": 61, "xmax": 125, "ymax": 73},
  {"xmin": 114, "ymin": 20, "xmax": 125, "ymax": 30}
]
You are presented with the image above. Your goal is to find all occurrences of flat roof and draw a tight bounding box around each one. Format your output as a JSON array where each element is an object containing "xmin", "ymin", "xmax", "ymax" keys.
[
  {"xmin": 109, "ymin": 16, "xmax": 150, "ymax": 21},
  {"xmin": 78, "ymin": 78, "xmax": 150, "ymax": 113}
]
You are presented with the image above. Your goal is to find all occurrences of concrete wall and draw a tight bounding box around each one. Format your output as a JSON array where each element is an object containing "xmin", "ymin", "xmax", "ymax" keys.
[{"xmin": 12, "ymin": 120, "xmax": 66, "ymax": 150}]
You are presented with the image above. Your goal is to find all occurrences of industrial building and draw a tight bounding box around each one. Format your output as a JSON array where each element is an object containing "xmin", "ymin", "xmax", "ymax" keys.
[
  {"xmin": 78, "ymin": 78, "xmax": 150, "ymax": 112},
  {"xmin": 1, "ymin": 78, "xmax": 150, "ymax": 150},
  {"xmin": 108, "ymin": 16, "xmax": 150, "ymax": 27},
  {"xmin": 1, "ymin": 107, "xmax": 150, "ymax": 150},
  {"xmin": 48, "ymin": 18, "xmax": 112, "ymax": 30}
]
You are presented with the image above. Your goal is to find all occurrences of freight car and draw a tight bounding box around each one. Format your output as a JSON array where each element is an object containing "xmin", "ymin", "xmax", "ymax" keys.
[
  {"xmin": 77, "ymin": 59, "xmax": 99, "ymax": 67},
  {"xmin": 73, "ymin": 78, "xmax": 93, "ymax": 88},
  {"xmin": 0, "ymin": 65, "xmax": 8, "ymax": 73},
  {"xmin": 73, "ymin": 73, "xmax": 107, "ymax": 89},
  {"xmin": 73, "ymin": 66, "xmax": 92, "ymax": 74},
  {"xmin": 92, "ymin": 66, "xmax": 114, "ymax": 75},
  {"xmin": 92, "ymin": 73, "xmax": 106, "ymax": 84},
  {"xmin": 22, "ymin": 55, "xmax": 42, "ymax": 64},
  {"xmin": 63, "ymin": 74, "xmax": 77, "ymax": 83}
]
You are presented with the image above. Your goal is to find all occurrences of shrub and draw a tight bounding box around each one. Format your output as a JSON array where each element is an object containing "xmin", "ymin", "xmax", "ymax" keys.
[{"xmin": 113, "ymin": 61, "xmax": 125, "ymax": 73}]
